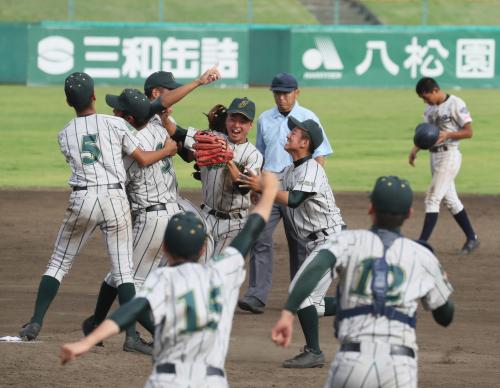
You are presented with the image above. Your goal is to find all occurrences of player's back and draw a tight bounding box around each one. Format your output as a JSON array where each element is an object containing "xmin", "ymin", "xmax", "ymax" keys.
[
  {"xmin": 58, "ymin": 113, "xmax": 138, "ymax": 187},
  {"xmin": 148, "ymin": 246, "xmax": 245, "ymax": 370},
  {"xmin": 327, "ymin": 229, "xmax": 453, "ymax": 349}
]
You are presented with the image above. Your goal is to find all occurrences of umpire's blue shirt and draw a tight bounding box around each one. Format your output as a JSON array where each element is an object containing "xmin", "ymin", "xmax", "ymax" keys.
[{"xmin": 256, "ymin": 102, "xmax": 333, "ymax": 173}]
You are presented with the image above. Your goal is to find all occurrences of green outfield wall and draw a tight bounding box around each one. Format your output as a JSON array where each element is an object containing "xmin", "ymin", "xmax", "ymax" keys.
[{"xmin": 1, "ymin": 22, "xmax": 498, "ymax": 88}]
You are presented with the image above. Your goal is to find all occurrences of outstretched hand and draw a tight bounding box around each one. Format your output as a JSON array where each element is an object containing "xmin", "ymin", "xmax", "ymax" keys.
[
  {"xmin": 271, "ymin": 310, "xmax": 295, "ymax": 348},
  {"xmin": 60, "ymin": 340, "xmax": 91, "ymax": 365},
  {"xmin": 237, "ymin": 168, "xmax": 263, "ymax": 193},
  {"xmin": 198, "ymin": 64, "xmax": 221, "ymax": 85}
]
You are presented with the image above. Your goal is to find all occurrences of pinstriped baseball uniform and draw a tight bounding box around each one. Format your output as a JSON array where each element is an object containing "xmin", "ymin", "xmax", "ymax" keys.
[
  {"xmin": 45, "ymin": 114, "xmax": 139, "ymax": 285},
  {"xmin": 320, "ymin": 229, "xmax": 453, "ymax": 388},
  {"xmin": 285, "ymin": 157, "xmax": 344, "ymax": 315},
  {"xmin": 136, "ymin": 246, "xmax": 245, "ymax": 388},
  {"xmin": 103, "ymin": 115, "xmax": 182, "ymax": 289},
  {"xmin": 423, "ymin": 95, "xmax": 471, "ymax": 214},
  {"xmin": 200, "ymin": 135, "xmax": 263, "ymax": 255}
]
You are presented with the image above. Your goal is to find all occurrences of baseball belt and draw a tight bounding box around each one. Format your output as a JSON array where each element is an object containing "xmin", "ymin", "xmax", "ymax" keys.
[
  {"xmin": 72, "ymin": 183, "xmax": 122, "ymax": 191},
  {"xmin": 201, "ymin": 204, "xmax": 244, "ymax": 220},
  {"xmin": 155, "ymin": 362, "xmax": 225, "ymax": 377},
  {"xmin": 429, "ymin": 145, "xmax": 448, "ymax": 153},
  {"xmin": 340, "ymin": 342, "xmax": 415, "ymax": 358},
  {"xmin": 145, "ymin": 204, "xmax": 166, "ymax": 212}
]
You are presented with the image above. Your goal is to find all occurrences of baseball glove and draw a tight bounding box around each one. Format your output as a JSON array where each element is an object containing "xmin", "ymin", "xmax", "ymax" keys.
[
  {"xmin": 193, "ymin": 131, "xmax": 233, "ymax": 167},
  {"xmin": 204, "ymin": 104, "xmax": 227, "ymax": 134}
]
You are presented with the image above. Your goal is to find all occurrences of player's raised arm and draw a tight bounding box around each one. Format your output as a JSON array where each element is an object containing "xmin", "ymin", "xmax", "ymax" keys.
[
  {"xmin": 131, "ymin": 138, "xmax": 178, "ymax": 167},
  {"xmin": 150, "ymin": 65, "xmax": 221, "ymax": 114}
]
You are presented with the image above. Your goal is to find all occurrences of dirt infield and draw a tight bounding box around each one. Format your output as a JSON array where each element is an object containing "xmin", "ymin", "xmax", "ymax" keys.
[{"xmin": 1, "ymin": 189, "xmax": 499, "ymax": 387}]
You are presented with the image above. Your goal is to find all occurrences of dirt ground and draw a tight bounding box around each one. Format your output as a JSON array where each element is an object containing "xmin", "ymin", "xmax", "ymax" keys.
[{"xmin": 0, "ymin": 189, "xmax": 499, "ymax": 388}]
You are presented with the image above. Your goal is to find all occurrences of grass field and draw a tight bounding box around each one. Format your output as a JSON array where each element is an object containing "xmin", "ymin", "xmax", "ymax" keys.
[
  {"xmin": 0, "ymin": 86, "xmax": 498, "ymax": 194},
  {"xmin": 0, "ymin": 0, "xmax": 317, "ymax": 24},
  {"xmin": 363, "ymin": 0, "xmax": 500, "ymax": 25}
]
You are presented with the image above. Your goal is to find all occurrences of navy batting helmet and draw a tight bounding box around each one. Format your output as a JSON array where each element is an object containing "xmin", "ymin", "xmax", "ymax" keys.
[{"xmin": 413, "ymin": 123, "xmax": 439, "ymax": 150}]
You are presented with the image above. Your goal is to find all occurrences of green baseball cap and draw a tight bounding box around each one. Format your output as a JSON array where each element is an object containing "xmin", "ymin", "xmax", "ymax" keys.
[
  {"xmin": 163, "ymin": 212, "xmax": 206, "ymax": 259},
  {"xmin": 287, "ymin": 116, "xmax": 324, "ymax": 152},
  {"xmin": 144, "ymin": 71, "xmax": 183, "ymax": 92},
  {"xmin": 227, "ymin": 97, "xmax": 255, "ymax": 121},
  {"xmin": 105, "ymin": 88, "xmax": 151, "ymax": 121},
  {"xmin": 370, "ymin": 176, "xmax": 413, "ymax": 214},
  {"xmin": 64, "ymin": 72, "xmax": 94, "ymax": 107}
]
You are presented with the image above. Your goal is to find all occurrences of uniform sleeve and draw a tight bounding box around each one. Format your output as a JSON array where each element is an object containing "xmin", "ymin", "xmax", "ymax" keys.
[
  {"xmin": 453, "ymin": 97, "xmax": 472, "ymax": 128},
  {"xmin": 183, "ymin": 127, "xmax": 198, "ymax": 151},
  {"xmin": 420, "ymin": 255, "xmax": 454, "ymax": 311},
  {"xmin": 118, "ymin": 122, "xmax": 140, "ymax": 156},
  {"xmin": 211, "ymin": 246, "xmax": 246, "ymax": 288},
  {"xmin": 58, "ymin": 129, "xmax": 71, "ymax": 163},
  {"xmin": 136, "ymin": 270, "xmax": 168, "ymax": 325},
  {"xmin": 291, "ymin": 161, "xmax": 325, "ymax": 193},
  {"xmin": 322, "ymin": 232, "xmax": 356, "ymax": 269},
  {"xmin": 310, "ymin": 115, "xmax": 333, "ymax": 158},
  {"xmin": 244, "ymin": 147, "xmax": 263, "ymax": 175}
]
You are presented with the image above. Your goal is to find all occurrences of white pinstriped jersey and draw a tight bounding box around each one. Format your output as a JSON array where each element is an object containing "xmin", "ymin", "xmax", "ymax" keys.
[
  {"xmin": 136, "ymin": 246, "xmax": 245, "ymax": 369},
  {"xmin": 124, "ymin": 116, "xmax": 178, "ymax": 211},
  {"xmin": 324, "ymin": 229, "xmax": 453, "ymax": 350},
  {"xmin": 58, "ymin": 114, "xmax": 139, "ymax": 187},
  {"xmin": 281, "ymin": 157, "xmax": 344, "ymax": 240},
  {"xmin": 424, "ymin": 94, "xmax": 472, "ymax": 146},
  {"xmin": 200, "ymin": 136, "xmax": 263, "ymax": 213}
]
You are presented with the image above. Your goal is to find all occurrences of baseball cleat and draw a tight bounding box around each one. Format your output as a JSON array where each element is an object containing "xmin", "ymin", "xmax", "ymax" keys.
[
  {"xmin": 460, "ymin": 237, "xmax": 480, "ymax": 255},
  {"xmin": 282, "ymin": 346, "xmax": 325, "ymax": 368},
  {"xmin": 123, "ymin": 334, "xmax": 153, "ymax": 355},
  {"xmin": 81, "ymin": 315, "xmax": 103, "ymax": 346},
  {"xmin": 19, "ymin": 322, "xmax": 41, "ymax": 341},
  {"xmin": 237, "ymin": 296, "xmax": 265, "ymax": 314}
]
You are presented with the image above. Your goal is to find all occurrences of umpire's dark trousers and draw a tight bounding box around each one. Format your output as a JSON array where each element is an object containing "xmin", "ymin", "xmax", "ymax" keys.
[{"xmin": 243, "ymin": 203, "xmax": 307, "ymax": 304}]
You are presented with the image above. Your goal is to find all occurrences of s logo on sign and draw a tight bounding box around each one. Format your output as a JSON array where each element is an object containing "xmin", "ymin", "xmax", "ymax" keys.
[{"xmin": 37, "ymin": 36, "xmax": 74, "ymax": 75}]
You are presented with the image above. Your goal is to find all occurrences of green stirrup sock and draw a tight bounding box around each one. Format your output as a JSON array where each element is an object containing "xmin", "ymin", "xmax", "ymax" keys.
[
  {"xmin": 117, "ymin": 283, "xmax": 138, "ymax": 340},
  {"xmin": 93, "ymin": 281, "xmax": 118, "ymax": 325},
  {"xmin": 324, "ymin": 296, "xmax": 337, "ymax": 317},
  {"xmin": 31, "ymin": 275, "xmax": 60, "ymax": 325},
  {"xmin": 297, "ymin": 305, "xmax": 321, "ymax": 353}
]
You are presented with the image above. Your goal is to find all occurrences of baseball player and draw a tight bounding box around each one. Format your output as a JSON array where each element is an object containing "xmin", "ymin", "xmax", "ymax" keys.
[
  {"xmin": 240, "ymin": 116, "xmax": 344, "ymax": 368},
  {"xmin": 19, "ymin": 73, "xmax": 177, "ymax": 341},
  {"xmin": 170, "ymin": 97, "xmax": 264, "ymax": 255},
  {"xmin": 272, "ymin": 176, "xmax": 455, "ymax": 388},
  {"xmin": 82, "ymin": 88, "xmax": 179, "ymax": 354},
  {"xmin": 59, "ymin": 172, "xmax": 280, "ymax": 388},
  {"xmin": 239, "ymin": 72, "xmax": 333, "ymax": 315},
  {"xmin": 409, "ymin": 77, "xmax": 479, "ymax": 254}
]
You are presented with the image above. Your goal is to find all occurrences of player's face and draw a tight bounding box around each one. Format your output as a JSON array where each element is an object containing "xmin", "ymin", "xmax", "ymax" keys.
[
  {"xmin": 273, "ymin": 90, "xmax": 299, "ymax": 113},
  {"xmin": 418, "ymin": 90, "xmax": 440, "ymax": 105},
  {"xmin": 226, "ymin": 113, "xmax": 252, "ymax": 144},
  {"xmin": 285, "ymin": 127, "xmax": 308, "ymax": 152}
]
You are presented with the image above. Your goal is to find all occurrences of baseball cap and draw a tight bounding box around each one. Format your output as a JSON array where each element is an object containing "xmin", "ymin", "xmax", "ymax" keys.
[
  {"xmin": 370, "ymin": 176, "xmax": 413, "ymax": 214},
  {"xmin": 287, "ymin": 116, "xmax": 324, "ymax": 152},
  {"xmin": 105, "ymin": 88, "xmax": 151, "ymax": 121},
  {"xmin": 163, "ymin": 212, "xmax": 206, "ymax": 259},
  {"xmin": 144, "ymin": 71, "xmax": 183, "ymax": 92},
  {"xmin": 227, "ymin": 97, "xmax": 255, "ymax": 121},
  {"xmin": 270, "ymin": 72, "xmax": 298, "ymax": 92},
  {"xmin": 64, "ymin": 72, "xmax": 94, "ymax": 107}
]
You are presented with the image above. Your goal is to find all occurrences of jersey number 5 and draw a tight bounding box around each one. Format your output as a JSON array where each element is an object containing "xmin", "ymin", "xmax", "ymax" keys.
[{"xmin": 81, "ymin": 134, "xmax": 101, "ymax": 165}]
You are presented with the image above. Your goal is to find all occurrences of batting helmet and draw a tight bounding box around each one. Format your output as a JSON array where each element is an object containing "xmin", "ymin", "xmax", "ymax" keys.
[{"xmin": 413, "ymin": 123, "xmax": 440, "ymax": 150}]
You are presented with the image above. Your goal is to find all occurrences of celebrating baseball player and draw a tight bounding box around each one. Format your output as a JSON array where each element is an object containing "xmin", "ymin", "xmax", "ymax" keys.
[
  {"xmin": 59, "ymin": 172, "xmax": 280, "ymax": 388},
  {"xmin": 240, "ymin": 116, "xmax": 344, "ymax": 368},
  {"xmin": 408, "ymin": 77, "xmax": 480, "ymax": 254},
  {"xmin": 168, "ymin": 97, "xmax": 263, "ymax": 255},
  {"xmin": 239, "ymin": 72, "xmax": 333, "ymax": 315},
  {"xmin": 19, "ymin": 73, "xmax": 177, "ymax": 341},
  {"xmin": 81, "ymin": 88, "xmax": 179, "ymax": 354},
  {"xmin": 272, "ymin": 175, "xmax": 455, "ymax": 388}
]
